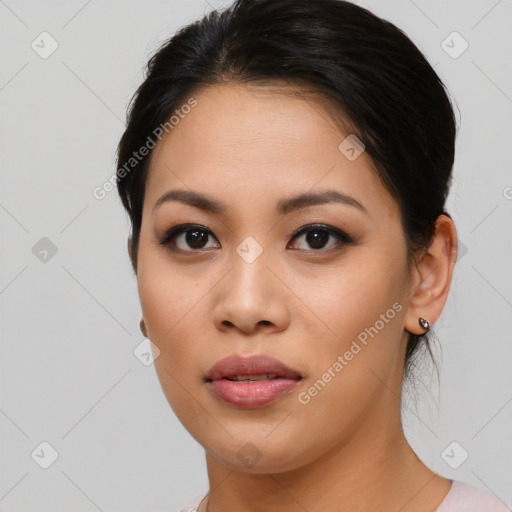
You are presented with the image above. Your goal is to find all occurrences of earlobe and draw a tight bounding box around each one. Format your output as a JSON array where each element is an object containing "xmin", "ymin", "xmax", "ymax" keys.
[
  {"xmin": 404, "ymin": 214, "xmax": 458, "ymax": 335},
  {"xmin": 140, "ymin": 318, "xmax": 148, "ymax": 338}
]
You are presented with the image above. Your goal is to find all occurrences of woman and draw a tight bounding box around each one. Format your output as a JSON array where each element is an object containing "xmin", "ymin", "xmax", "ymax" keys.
[{"xmin": 115, "ymin": 0, "xmax": 510, "ymax": 510}]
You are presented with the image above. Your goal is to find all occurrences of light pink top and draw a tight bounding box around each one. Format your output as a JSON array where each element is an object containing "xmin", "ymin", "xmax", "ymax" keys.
[
  {"xmin": 435, "ymin": 480, "xmax": 510, "ymax": 512},
  {"xmin": 178, "ymin": 480, "xmax": 511, "ymax": 511}
]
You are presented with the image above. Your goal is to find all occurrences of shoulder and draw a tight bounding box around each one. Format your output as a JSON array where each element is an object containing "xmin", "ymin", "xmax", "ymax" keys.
[
  {"xmin": 436, "ymin": 480, "xmax": 511, "ymax": 512},
  {"xmin": 176, "ymin": 491, "xmax": 208, "ymax": 512}
]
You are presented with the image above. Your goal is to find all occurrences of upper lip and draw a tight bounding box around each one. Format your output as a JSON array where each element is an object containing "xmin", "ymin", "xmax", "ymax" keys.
[{"xmin": 206, "ymin": 354, "xmax": 303, "ymax": 381}]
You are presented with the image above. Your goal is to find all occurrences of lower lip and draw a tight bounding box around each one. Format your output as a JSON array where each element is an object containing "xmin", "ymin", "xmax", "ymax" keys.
[{"xmin": 208, "ymin": 378, "xmax": 301, "ymax": 408}]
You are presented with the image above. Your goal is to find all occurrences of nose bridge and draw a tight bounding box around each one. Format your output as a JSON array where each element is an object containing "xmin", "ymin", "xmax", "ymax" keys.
[
  {"xmin": 211, "ymin": 235, "xmax": 289, "ymax": 333},
  {"xmin": 228, "ymin": 237, "xmax": 273, "ymax": 304}
]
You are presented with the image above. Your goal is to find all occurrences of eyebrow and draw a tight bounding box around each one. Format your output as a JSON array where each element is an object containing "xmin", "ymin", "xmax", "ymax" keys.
[{"xmin": 152, "ymin": 189, "xmax": 368, "ymax": 216}]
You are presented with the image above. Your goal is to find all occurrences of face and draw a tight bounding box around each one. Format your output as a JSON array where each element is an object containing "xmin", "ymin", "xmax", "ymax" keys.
[{"xmin": 136, "ymin": 83, "xmax": 414, "ymax": 473}]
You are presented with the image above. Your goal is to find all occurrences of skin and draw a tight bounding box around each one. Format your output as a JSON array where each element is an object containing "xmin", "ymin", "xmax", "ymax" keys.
[{"xmin": 133, "ymin": 83, "xmax": 458, "ymax": 511}]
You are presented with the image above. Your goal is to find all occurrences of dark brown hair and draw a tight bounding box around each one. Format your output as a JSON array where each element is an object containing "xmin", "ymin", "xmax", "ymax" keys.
[{"xmin": 116, "ymin": 0, "xmax": 457, "ymax": 378}]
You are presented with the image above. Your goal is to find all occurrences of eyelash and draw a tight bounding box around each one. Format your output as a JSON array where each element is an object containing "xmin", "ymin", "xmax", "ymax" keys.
[{"xmin": 156, "ymin": 223, "xmax": 353, "ymax": 254}]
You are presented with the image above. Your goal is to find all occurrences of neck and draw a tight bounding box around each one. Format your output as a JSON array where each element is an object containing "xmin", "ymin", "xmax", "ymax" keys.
[{"xmin": 199, "ymin": 397, "xmax": 451, "ymax": 512}]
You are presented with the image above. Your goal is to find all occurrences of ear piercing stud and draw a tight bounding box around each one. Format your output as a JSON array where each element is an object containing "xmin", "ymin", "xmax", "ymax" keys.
[{"xmin": 418, "ymin": 317, "xmax": 430, "ymax": 333}]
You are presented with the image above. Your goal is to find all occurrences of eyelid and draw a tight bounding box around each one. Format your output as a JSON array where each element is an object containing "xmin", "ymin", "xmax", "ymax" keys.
[{"xmin": 288, "ymin": 223, "xmax": 353, "ymax": 245}]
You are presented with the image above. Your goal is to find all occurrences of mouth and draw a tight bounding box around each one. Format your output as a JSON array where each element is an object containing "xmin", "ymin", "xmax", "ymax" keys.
[
  {"xmin": 223, "ymin": 374, "xmax": 286, "ymax": 382},
  {"xmin": 205, "ymin": 354, "xmax": 304, "ymax": 408},
  {"xmin": 205, "ymin": 354, "xmax": 303, "ymax": 382}
]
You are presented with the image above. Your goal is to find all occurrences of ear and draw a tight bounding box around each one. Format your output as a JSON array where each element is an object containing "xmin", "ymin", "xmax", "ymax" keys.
[
  {"xmin": 404, "ymin": 214, "xmax": 458, "ymax": 335},
  {"xmin": 140, "ymin": 318, "xmax": 148, "ymax": 338},
  {"xmin": 127, "ymin": 236, "xmax": 137, "ymax": 274}
]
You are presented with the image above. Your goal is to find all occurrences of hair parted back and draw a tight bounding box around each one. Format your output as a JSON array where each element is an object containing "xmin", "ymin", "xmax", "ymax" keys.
[{"xmin": 116, "ymin": 0, "xmax": 458, "ymax": 379}]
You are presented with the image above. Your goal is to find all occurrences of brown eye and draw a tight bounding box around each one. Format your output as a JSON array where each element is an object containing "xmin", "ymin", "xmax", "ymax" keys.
[
  {"xmin": 288, "ymin": 224, "xmax": 352, "ymax": 251},
  {"xmin": 304, "ymin": 229, "xmax": 330, "ymax": 249},
  {"xmin": 182, "ymin": 228, "xmax": 209, "ymax": 249},
  {"xmin": 157, "ymin": 225, "xmax": 220, "ymax": 252}
]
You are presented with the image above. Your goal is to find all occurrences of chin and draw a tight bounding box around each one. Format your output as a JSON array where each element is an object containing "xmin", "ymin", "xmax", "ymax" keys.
[{"xmin": 204, "ymin": 434, "xmax": 320, "ymax": 475}]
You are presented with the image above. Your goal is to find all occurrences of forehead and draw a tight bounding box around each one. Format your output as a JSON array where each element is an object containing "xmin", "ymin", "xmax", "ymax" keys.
[{"xmin": 144, "ymin": 83, "xmax": 398, "ymax": 220}]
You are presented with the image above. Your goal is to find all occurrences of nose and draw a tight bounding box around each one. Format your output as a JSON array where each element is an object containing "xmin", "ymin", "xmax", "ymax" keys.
[{"xmin": 211, "ymin": 251, "xmax": 290, "ymax": 335}]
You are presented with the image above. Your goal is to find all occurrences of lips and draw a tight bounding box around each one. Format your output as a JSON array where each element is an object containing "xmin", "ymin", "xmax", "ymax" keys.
[
  {"xmin": 205, "ymin": 354, "xmax": 303, "ymax": 409},
  {"xmin": 206, "ymin": 354, "xmax": 302, "ymax": 382}
]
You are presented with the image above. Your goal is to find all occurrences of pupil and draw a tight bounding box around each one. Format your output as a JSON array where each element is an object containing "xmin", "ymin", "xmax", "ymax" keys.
[
  {"xmin": 307, "ymin": 230, "xmax": 328, "ymax": 249},
  {"xmin": 187, "ymin": 229, "xmax": 208, "ymax": 248}
]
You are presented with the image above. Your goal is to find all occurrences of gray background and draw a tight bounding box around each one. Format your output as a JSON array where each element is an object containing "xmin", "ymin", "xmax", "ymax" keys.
[{"xmin": 1, "ymin": 0, "xmax": 511, "ymax": 510}]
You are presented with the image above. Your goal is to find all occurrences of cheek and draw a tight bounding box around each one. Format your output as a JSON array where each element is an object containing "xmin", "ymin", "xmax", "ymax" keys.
[
  {"xmin": 292, "ymin": 253, "xmax": 407, "ymax": 429},
  {"xmin": 287, "ymin": 270, "xmax": 406, "ymax": 453},
  {"xmin": 138, "ymin": 278, "xmax": 200, "ymax": 358},
  {"xmin": 138, "ymin": 236, "xmax": 198, "ymax": 328},
  {"xmin": 136, "ymin": 245, "xmax": 205, "ymax": 370},
  {"xmin": 304, "ymin": 250, "xmax": 406, "ymax": 355},
  {"xmin": 137, "ymin": 258, "xmax": 209, "ymax": 426}
]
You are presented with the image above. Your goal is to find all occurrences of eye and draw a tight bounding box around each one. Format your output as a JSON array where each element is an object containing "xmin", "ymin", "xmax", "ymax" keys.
[
  {"xmin": 288, "ymin": 224, "xmax": 352, "ymax": 251},
  {"xmin": 157, "ymin": 224, "xmax": 220, "ymax": 252},
  {"xmin": 157, "ymin": 223, "xmax": 352, "ymax": 254}
]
